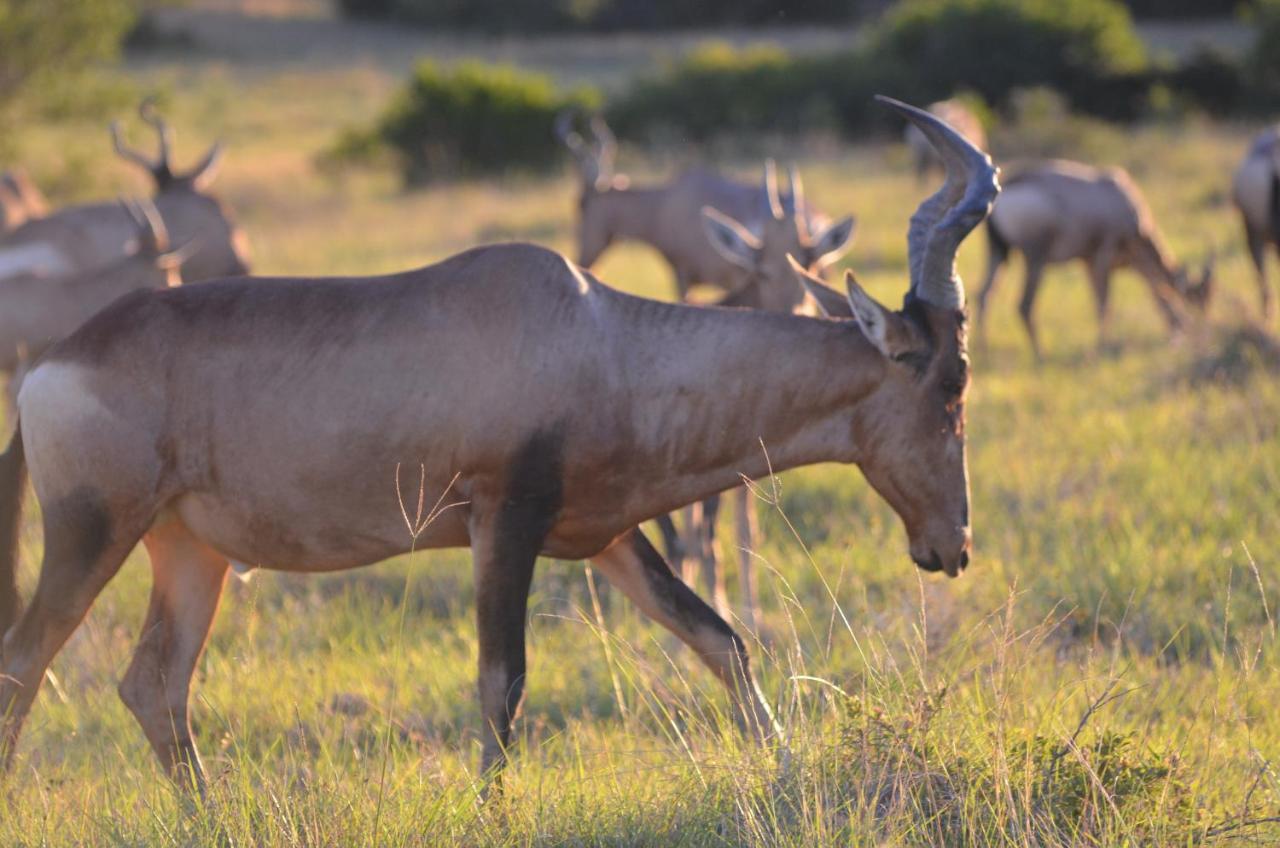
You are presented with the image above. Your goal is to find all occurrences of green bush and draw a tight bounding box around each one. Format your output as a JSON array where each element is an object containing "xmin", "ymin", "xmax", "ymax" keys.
[
  {"xmin": 1247, "ymin": 0, "xmax": 1280, "ymax": 108},
  {"xmin": 336, "ymin": 0, "xmax": 861, "ymax": 32},
  {"xmin": 363, "ymin": 62, "xmax": 600, "ymax": 185},
  {"xmin": 866, "ymin": 0, "xmax": 1148, "ymax": 113}
]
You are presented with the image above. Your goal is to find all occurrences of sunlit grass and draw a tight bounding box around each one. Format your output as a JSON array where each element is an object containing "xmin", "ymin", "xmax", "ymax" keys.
[{"xmin": 0, "ymin": 54, "xmax": 1277, "ymax": 845}]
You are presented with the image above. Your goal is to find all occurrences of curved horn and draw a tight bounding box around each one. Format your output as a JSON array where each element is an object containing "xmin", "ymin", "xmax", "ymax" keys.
[
  {"xmin": 120, "ymin": 196, "xmax": 170, "ymax": 255},
  {"xmin": 589, "ymin": 114, "xmax": 616, "ymax": 159},
  {"xmin": 554, "ymin": 109, "xmax": 585, "ymax": 153},
  {"xmin": 111, "ymin": 120, "xmax": 160, "ymax": 175},
  {"xmin": 177, "ymin": 141, "xmax": 224, "ymax": 189},
  {"xmin": 761, "ymin": 158, "xmax": 783, "ymax": 222},
  {"xmin": 787, "ymin": 163, "xmax": 805, "ymax": 216},
  {"xmin": 877, "ymin": 94, "xmax": 1000, "ymax": 309},
  {"xmin": 137, "ymin": 97, "xmax": 174, "ymax": 173}
]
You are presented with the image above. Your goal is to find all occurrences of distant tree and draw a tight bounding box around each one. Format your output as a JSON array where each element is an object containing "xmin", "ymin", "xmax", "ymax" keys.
[{"xmin": 0, "ymin": 0, "xmax": 137, "ymax": 115}]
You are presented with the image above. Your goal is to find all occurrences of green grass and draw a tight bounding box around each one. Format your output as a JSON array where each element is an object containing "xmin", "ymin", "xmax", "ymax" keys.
[{"xmin": 1, "ymin": 47, "xmax": 1278, "ymax": 846}]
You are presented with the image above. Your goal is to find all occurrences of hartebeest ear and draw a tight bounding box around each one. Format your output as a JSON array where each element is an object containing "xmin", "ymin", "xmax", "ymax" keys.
[
  {"xmin": 843, "ymin": 270, "xmax": 927, "ymax": 360},
  {"xmin": 702, "ymin": 206, "xmax": 761, "ymax": 270},
  {"xmin": 789, "ymin": 254, "xmax": 853, "ymax": 318},
  {"xmin": 807, "ymin": 215, "xmax": 856, "ymax": 270}
]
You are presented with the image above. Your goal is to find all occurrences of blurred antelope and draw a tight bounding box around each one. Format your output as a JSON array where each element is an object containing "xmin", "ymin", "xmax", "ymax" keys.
[
  {"xmin": 906, "ymin": 100, "xmax": 987, "ymax": 182},
  {"xmin": 0, "ymin": 99, "xmax": 249, "ymax": 282},
  {"xmin": 0, "ymin": 97, "xmax": 995, "ymax": 788},
  {"xmin": 0, "ymin": 170, "xmax": 48, "ymax": 234},
  {"xmin": 556, "ymin": 112, "xmax": 821, "ymax": 298},
  {"xmin": 975, "ymin": 160, "xmax": 1212, "ymax": 359},
  {"xmin": 1232, "ymin": 126, "xmax": 1280, "ymax": 321},
  {"xmin": 0, "ymin": 199, "xmax": 181, "ymax": 395},
  {"xmin": 660, "ymin": 161, "xmax": 855, "ymax": 630}
]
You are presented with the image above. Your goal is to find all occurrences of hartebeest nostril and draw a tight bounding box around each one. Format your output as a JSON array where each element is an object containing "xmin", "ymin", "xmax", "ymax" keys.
[{"xmin": 959, "ymin": 549, "xmax": 970, "ymax": 570}]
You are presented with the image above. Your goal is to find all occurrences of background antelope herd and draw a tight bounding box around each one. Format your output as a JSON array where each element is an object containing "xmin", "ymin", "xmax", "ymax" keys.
[{"xmin": 1, "ymin": 0, "xmax": 1279, "ymax": 845}]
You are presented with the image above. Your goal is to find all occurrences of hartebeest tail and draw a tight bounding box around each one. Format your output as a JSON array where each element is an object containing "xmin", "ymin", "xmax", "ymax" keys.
[{"xmin": 0, "ymin": 423, "xmax": 25, "ymax": 638}]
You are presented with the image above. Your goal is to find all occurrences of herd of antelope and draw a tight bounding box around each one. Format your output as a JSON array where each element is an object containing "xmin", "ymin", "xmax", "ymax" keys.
[{"xmin": 0, "ymin": 91, "xmax": 1271, "ymax": 789}]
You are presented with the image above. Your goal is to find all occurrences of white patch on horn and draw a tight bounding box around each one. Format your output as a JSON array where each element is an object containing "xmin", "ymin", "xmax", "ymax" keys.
[{"xmin": 0, "ymin": 243, "xmax": 74, "ymax": 280}]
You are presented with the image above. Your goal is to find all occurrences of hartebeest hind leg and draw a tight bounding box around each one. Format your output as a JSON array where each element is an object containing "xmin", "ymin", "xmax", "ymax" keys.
[
  {"xmin": 1017, "ymin": 255, "xmax": 1048, "ymax": 362},
  {"xmin": 1244, "ymin": 222, "xmax": 1275, "ymax": 321},
  {"xmin": 0, "ymin": 492, "xmax": 146, "ymax": 769},
  {"xmin": 118, "ymin": 516, "xmax": 228, "ymax": 787},
  {"xmin": 589, "ymin": 528, "xmax": 776, "ymax": 739},
  {"xmin": 1086, "ymin": 250, "xmax": 1115, "ymax": 352}
]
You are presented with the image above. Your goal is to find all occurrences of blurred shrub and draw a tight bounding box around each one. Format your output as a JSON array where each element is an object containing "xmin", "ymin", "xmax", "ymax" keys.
[
  {"xmin": 330, "ymin": 62, "xmax": 599, "ymax": 186},
  {"xmin": 336, "ymin": 0, "xmax": 862, "ymax": 31},
  {"xmin": 0, "ymin": 0, "xmax": 137, "ymax": 116},
  {"xmin": 866, "ymin": 0, "xmax": 1148, "ymax": 113},
  {"xmin": 1247, "ymin": 0, "xmax": 1280, "ymax": 108},
  {"xmin": 1123, "ymin": 0, "xmax": 1252, "ymax": 17}
]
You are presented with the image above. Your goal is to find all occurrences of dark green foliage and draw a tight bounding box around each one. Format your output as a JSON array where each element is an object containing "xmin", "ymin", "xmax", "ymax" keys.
[
  {"xmin": 0, "ymin": 0, "xmax": 137, "ymax": 114},
  {"xmin": 1247, "ymin": 0, "xmax": 1280, "ymax": 108},
  {"xmin": 336, "ymin": 0, "xmax": 862, "ymax": 32},
  {"xmin": 348, "ymin": 62, "xmax": 600, "ymax": 185},
  {"xmin": 1123, "ymin": 0, "xmax": 1252, "ymax": 17}
]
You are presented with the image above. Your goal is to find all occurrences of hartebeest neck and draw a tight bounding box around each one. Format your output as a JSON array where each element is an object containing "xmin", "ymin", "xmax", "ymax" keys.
[{"xmin": 602, "ymin": 294, "xmax": 883, "ymax": 523}]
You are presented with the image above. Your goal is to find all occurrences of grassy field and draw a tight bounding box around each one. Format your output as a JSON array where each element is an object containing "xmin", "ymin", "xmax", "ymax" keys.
[{"xmin": 2, "ymin": 23, "xmax": 1279, "ymax": 846}]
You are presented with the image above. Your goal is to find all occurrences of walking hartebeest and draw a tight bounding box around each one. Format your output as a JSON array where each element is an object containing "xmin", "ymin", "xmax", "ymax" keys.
[
  {"xmin": 1232, "ymin": 126, "xmax": 1280, "ymax": 321},
  {"xmin": 556, "ymin": 113, "xmax": 820, "ymax": 299},
  {"xmin": 0, "ymin": 199, "xmax": 181, "ymax": 388},
  {"xmin": 0, "ymin": 170, "xmax": 47, "ymax": 234},
  {"xmin": 0, "ymin": 97, "xmax": 996, "ymax": 787},
  {"xmin": 975, "ymin": 160, "xmax": 1212, "ymax": 359},
  {"xmin": 659, "ymin": 162, "xmax": 854, "ymax": 630},
  {"xmin": 0, "ymin": 100, "xmax": 248, "ymax": 282},
  {"xmin": 906, "ymin": 100, "xmax": 987, "ymax": 183}
]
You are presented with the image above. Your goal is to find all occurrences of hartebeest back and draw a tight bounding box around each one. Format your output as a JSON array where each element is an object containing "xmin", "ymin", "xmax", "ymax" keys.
[
  {"xmin": 1232, "ymin": 126, "xmax": 1280, "ymax": 321},
  {"xmin": 0, "ymin": 100, "xmax": 248, "ymax": 283},
  {"xmin": 975, "ymin": 159, "xmax": 1211, "ymax": 358},
  {"xmin": 0, "ymin": 97, "xmax": 997, "ymax": 787},
  {"xmin": 557, "ymin": 113, "xmax": 822, "ymax": 298}
]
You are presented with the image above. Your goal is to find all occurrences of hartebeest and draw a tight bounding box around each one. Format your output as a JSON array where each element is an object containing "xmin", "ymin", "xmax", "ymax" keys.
[
  {"xmin": 556, "ymin": 113, "xmax": 820, "ymax": 299},
  {"xmin": 0, "ymin": 199, "xmax": 180, "ymax": 387},
  {"xmin": 906, "ymin": 100, "xmax": 987, "ymax": 183},
  {"xmin": 975, "ymin": 160, "xmax": 1212, "ymax": 359},
  {"xmin": 0, "ymin": 170, "xmax": 47, "ymax": 234},
  {"xmin": 0, "ymin": 99, "xmax": 248, "ymax": 282},
  {"xmin": 1232, "ymin": 126, "xmax": 1280, "ymax": 321},
  {"xmin": 658, "ymin": 162, "xmax": 854, "ymax": 630},
  {"xmin": 0, "ymin": 97, "xmax": 995, "ymax": 787}
]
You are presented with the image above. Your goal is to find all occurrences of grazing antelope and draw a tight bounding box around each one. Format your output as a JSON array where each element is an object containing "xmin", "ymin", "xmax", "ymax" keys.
[
  {"xmin": 0, "ymin": 170, "xmax": 47, "ymax": 234},
  {"xmin": 0, "ymin": 199, "xmax": 181, "ymax": 393},
  {"xmin": 556, "ymin": 113, "xmax": 820, "ymax": 299},
  {"xmin": 0, "ymin": 99, "xmax": 248, "ymax": 283},
  {"xmin": 0, "ymin": 97, "xmax": 995, "ymax": 787},
  {"xmin": 657, "ymin": 162, "xmax": 855, "ymax": 630},
  {"xmin": 906, "ymin": 100, "xmax": 987, "ymax": 183},
  {"xmin": 1232, "ymin": 126, "xmax": 1280, "ymax": 321},
  {"xmin": 975, "ymin": 160, "xmax": 1212, "ymax": 359}
]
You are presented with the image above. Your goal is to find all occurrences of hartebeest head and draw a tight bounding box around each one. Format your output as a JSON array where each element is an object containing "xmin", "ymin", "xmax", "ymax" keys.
[
  {"xmin": 111, "ymin": 98, "xmax": 250, "ymax": 281},
  {"xmin": 555, "ymin": 110, "xmax": 618, "ymax": 195},
  {"xmin": 700, "ymin": 160, "xmax": 855, "ymax": 311},
  {"xmin": 792, "ymin": 96, "xmax": 998, "ymax": 576}
]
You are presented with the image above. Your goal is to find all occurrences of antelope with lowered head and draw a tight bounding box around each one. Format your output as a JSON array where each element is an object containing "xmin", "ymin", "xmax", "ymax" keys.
[
  {"xmin": 0, "ymin": 97, "xmax": 996, "ymax": 787},
  {"xmin": 556, "ymin": 112, "xmax": 823, "ymax": 299},
  {"xmin": 1232, "ymin": 125, "xmax": 1280, "ymax": 321},
  {"xmin": 0, "ymin": 199, "xmax": 182, "ymax": 394},
  {"xmin": 0, "ymin": 170, "xmax": 47, "ymax": 234},
  {"xmin": 975, "ymin": 160, "xmax": 1212, "ymax": 359},
  {"xmin": 658, "ymin": 160, "xmax": 855, "ymax": 630},
  {"xmin": 906, "ymin": 100, "xmax": 987, "ymax": 183},
  {"xmin": 0, "ymin": 99, "xmax": 248, "ymax": 282}
]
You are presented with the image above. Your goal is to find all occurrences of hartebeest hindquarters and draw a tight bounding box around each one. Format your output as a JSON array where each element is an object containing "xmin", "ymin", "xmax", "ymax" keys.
[
  {"xmin": 976, "ymin": 160, "xmax": 1212, "ymax": 359},
  {"xmin": 0, "ymin": 100, "xmax": 249, "ymax": 283},
  {"xmin": 0, "ymin": 97, "xmax": 996, "ymax": 787},
  {"xmin": 1232, "ymin": 126, "xmax": 1280, "ymax": 321}
]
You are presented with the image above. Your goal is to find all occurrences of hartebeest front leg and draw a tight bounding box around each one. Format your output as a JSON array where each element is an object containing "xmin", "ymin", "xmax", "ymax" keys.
[
  {"xmin": 589, "ymin": 528, "xmax": 776, "ymax": 740},
  {"xmin": 733, "ymin": 487, "xmax": 761, "ymax": 633},
  {"xmin": 119, "ymin": 517, "xmax": 228, "ymax": 788},
  {"xmin": 1244, "ymin": 222, "xmax": 1275, "ymax": 321}
]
